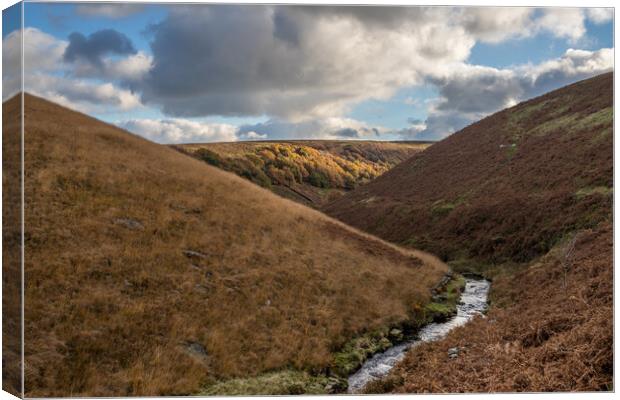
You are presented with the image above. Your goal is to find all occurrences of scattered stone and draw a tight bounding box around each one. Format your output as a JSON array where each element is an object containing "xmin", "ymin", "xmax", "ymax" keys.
[
  {"xmin": 325, "ymin": 377, "xmax": 347, "ymax": 394},
  {"xmin": 265, "ymin": 299, "xmax": 271, "ymax": 306},
  {"xmin": 389, "ymin": 328, "xmax": 404, "ymax": 341},
  {"xmin": 170, "ymin": 203, "xmax": 203, "ymax": 215},
  {"xmin": 194, "ymin": 284, "xmax": 209, "ymax": 294},
  {"xmin": 448, "ymin": 347, "xmax": 460, "ymax": 359},
  {"xmin": 183, "ymin": 250, "xmax": 208, "ymax": 260},
  {"xmin": 113, "ymin": 218, "xmax": 144, "ymax": 230},
  {"xmin": 183, "ymin": 341, "xmax": 209, "ymax": 363}
]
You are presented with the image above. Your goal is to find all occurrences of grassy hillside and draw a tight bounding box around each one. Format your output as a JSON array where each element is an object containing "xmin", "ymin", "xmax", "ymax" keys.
[
  {"xmin": 16, "ymin": 94, "xmax": 447, "ymax": 396},
  {"xmin": 2, "ymin": 94, "xmax": 22, "ymax": 397},
  {"xmin": 174, "ymin": 141, "xmax": 429, "ymax": 207},
  {"xmin": 326, "ymin": 73, "xmax": 613, "ymax": 392}
]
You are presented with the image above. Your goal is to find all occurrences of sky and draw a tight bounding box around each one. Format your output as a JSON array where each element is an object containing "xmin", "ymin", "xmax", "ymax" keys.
[{"xmin": 2, "ymin": 3, "xmax": 614, "ymax": 143}]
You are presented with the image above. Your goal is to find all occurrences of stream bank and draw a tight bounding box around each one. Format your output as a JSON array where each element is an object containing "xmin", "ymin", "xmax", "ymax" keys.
[{"xmin": 347, "ymin": 278, "xmax": 490, "ymax": 393}]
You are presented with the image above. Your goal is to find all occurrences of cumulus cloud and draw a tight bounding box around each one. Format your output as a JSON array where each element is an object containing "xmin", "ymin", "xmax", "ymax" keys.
[
  {"xmin": 138, "ymin": 5, "xmax": 610, "ymax": 123},
  {"xmin": 5, "ymin": 6, "xmax": 614, "ymax": 144},
  {"xmin": 458, "ymin": 7, "xmax": 535, "ymax": 43},
  {"xmin": 71, "ymin": 51, "xmax": 153, "ymax": 83},
  {"xmin": 239, "ymin": 131, "xmax": 268, "ymax": 140},
  {"xmin": 75, "ymin": 4, "xmax": 144, "ymax": 19},
  {"xmin": 118, "ymin": 118, "xmax": 239, "ymax": 144},
  {"xmin": 238, "ymin": 117, "xmax": 385, "ymax": 141},
  {"xmin": 64, "ymin": 29, "xmax": 137, "ymax": 67},
  {"xmin": 139, "ymin": 5, "xmax": 476, "ymax": 120},
  {"xmin": 2, "ymin": 27, "xmax": 144, "ymax": 112},
  {"xmin": 3, "ymin": 27, "xmax": 68, "ymax": 99},
  {"xmin": 586, "ymin": 8, "xmax": 613, "ymax": 24},
  {"xmin": 26, "ymin": 74, "xmax": 142, "ymax": 113},
  {"xmin": 402, "ymin": 47, "xmax": 613, "ymax": 140}
]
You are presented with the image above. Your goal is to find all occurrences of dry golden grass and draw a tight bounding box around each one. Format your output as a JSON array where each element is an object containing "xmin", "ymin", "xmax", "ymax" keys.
[
  {"xmin": 14, "ymin": 94, "xmax": 447, "ymax": 396},
  {"xmin": 2, "ymin": 93, "xmax": 23, "ymax": 397}
]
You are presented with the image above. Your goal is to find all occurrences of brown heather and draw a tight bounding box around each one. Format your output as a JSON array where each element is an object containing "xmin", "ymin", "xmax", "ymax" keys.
[
  {"xmin": 367, "ymin": 222, "xmax": 612, "ymax": 393},
  {"xmin": 327, "ymin": 73, "xmax": 613, "ymax": 392},
  {"xmin": 7, "ymin": 94, "xmax": 447, "ymax": 396},
  {"xmin": 2, "ymin": 93, "xmax": 22, "ymax": 397}
]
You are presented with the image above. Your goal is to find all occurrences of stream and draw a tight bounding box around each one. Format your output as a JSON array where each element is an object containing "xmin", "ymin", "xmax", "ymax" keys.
[{"xmin": 347, "ymin": 278, "xmax": 491, "ymax": 393}]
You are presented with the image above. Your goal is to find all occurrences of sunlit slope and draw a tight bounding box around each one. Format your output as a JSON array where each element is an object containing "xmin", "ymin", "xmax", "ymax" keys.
[
  {"xmin": 175, "ymin": 140, "xmax": 429, "ymax": 207},
  {"xmin": 325, "ymin": 72, "xmax": 613, "ymax": 264},
  {"xmin": 19, "ymin": 94, "xmax": 446, "ymax": 396}
]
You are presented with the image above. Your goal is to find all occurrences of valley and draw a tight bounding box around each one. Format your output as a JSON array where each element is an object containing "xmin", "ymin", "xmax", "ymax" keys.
[
  {"xmin": 325, "ymin": 72, "xmax": 613, "ymax": 392},
  {"xmin": 174, "ymin": 141, "xmax": 429, "ymax": 207},
  {"xmin": 4, "ymin": 72, "xmax": 613, "ymax": 396}
]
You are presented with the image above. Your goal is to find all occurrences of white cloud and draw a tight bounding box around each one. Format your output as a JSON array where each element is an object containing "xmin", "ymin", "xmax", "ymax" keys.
[
  {"xmin": 2, "ymin": 27, "xmax": 144, "ymax": 112},
  {"xmin": 404, "ymin": 47, "xmax": 613, "ymax": 141},
  {"xmin": 239, "ymin": 131, "xmax": 268, "ymax": 140},
  {"xmin": 586, "ymin": 8, "xmax": 613, "ymax": 24},
  {"xmin": 458, "ymin": 7, "xmax": 535, "ymax": 43},
  {"xmin": 117, "ymin": 119, "xmax": 239, "ymax": 144},
  {"xmin": 24, "ymin": 74, "xmax": 142, "ymax": 113},
  {"xmin": 3, "ymin": 28, "xmax": 68, "ymax": 99},
  {"xmin": 72, "ymin": 51, "xmax": 153, "ymax": 82},
  {"xmin": 535, "ymin": 8, "xmax": 586, "ymax": 43},
  {"xmin": 3, "ymin": 7, "xmax": 613, "ymax": 145},
  {"xmin": 238, "ymin": 116, "xmax": 387, "ymax": 141},
  {"xmin": 139, "ymin": 6, "xmax": 608, "ymax": 122}
]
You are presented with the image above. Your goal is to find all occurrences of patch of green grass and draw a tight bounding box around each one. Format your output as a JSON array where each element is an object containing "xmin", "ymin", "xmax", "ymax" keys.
[
  {"xmin": 574, "ymin": 186, "xmax": 613, "ymax": 200},
  {"xmin": 529, "ymin": 106, "xmax": 613, "ymax": 138},
  {"xmin": 574, "ymin": 107, "xmax": 613, "ymax": 130},
  {"xmin": 332, "ymin": 327, "xmax": 393, "ymax": 376},
  {"xmin": 199, "ymin": 370, "xmax": 345, "ymax": 395},
  {"xmin": 333, "ymin": 274, "xmax": 466, "ymax": 377},
  {"xmin": 424, "ymin": 274, "xmax": 466, "ymax": 321},
  {"xmin": 431, "ymin": 196, "xmax": 466, "ymax": 217}
]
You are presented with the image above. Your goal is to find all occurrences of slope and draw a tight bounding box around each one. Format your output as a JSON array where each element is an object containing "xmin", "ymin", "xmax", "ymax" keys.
[
  {"xmin": 325, "ymin": 72, "xmax": 612, "ymax": 265},
  {"xmin": 174, "ymin": 141, "xmax": 429, "ymax": 207},
  {"xmin": 14, "ymin": 94, "xmax": 447, "ymax": 396},
  {"xmin": 326, "ymin": 72, "xmax": 613, "ymax": 392}
]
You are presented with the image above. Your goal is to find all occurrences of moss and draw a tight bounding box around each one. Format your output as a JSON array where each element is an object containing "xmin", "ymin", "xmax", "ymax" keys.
[
  {"xmin": 574, "ymin": 186, "xmax": 613, "ymax": 200},
  {"xmin": 430, "ymin": 195, "xmax": 468, "ymax": 218},
  {"xmin": 199, "ymin": 370, "xmax": 345, "ymax": 395},
  {"xmin": 424, "ymin": 274, "xmax": 466, "ymax": 321},
  {"xmin": 332, "ymin": 327, "xmax": 393, "ymax": 376},
  {"xmin": 529, "ymin": 107, "xmax": 612, "ymax": 138},
  {"xmin": 431, "ymin": 201, "xmax": 456, "ymax": 216}
]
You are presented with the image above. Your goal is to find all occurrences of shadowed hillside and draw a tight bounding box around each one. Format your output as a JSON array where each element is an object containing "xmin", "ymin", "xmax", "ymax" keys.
[
  {"xmin": 326, "ymin": 73, "xmax": 613, "ymax": 392},
  {"xmin": 174, "ymin": 141, "xmax": 429, "ymax": 207},
  {"xmin": 15, "ymin": 94, "xmax": 447, "ymax": 396}
]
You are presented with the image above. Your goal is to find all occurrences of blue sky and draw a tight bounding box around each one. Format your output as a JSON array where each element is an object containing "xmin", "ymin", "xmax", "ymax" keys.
[{"xmin": 2, "ymin": 3, "xmax": 614, "ymax": 143}]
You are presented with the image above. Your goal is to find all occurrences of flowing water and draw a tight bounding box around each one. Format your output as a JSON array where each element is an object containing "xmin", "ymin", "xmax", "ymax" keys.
[{"xmin": 347, "ymin": 278, "xmax": 491, "ymax": 393}]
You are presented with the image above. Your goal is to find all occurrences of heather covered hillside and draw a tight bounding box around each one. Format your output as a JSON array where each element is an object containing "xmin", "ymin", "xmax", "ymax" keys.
[
  {"xmin": 325, "ymin": 73, "xmax": 613, "ymax": 265},
  {"xmin": 175, "ymin": 141, "xmax": 429, "ymax": 207},
  {"xmin": 326, "ymin": 73, "xmax": 613, "ymax": 392}
]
